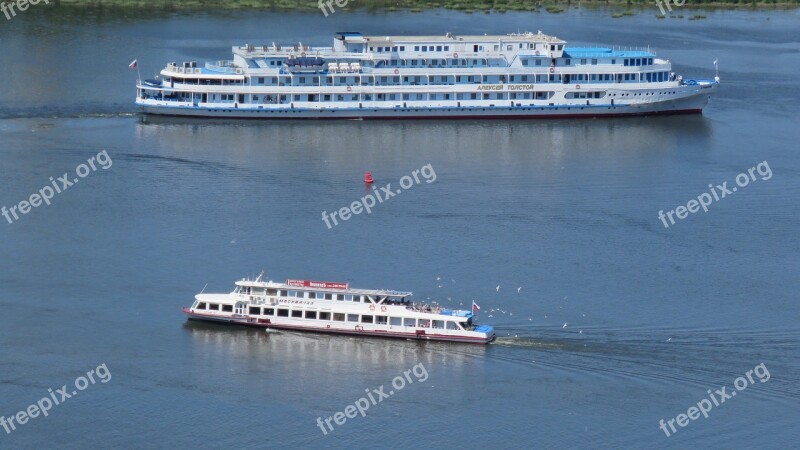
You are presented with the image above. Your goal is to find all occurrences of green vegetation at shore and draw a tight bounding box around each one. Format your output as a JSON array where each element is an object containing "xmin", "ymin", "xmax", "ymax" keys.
[{"xmin": 50, "ymin": 0, "xmax": 800, "ymax": 11}]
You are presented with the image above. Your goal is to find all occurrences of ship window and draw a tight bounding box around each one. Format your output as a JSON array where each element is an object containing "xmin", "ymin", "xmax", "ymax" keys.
[
  {"xmin": 447, "ymin": 321, "xmax": 460, "ymax": 330},
  {"xmin": 432, "ymin": 320, "xmax": 444, "ymax": 329},
  {"xmin": 333, "ymin": 313, "xmax": 345, "ymax": 321},
  {"xmin": 422, "ymin": 46, "xmax": 427, "ymax": 51},
  {"xmin": 305, "ymin": 311, "xmax": 317, "ymax": 319},
  {"xmin": 278, "ymin": 309, "xmax": 289, "ymax": 317},
  {"xmin": 419, "ymin": 320, "xmax": 430, "ymax": 328},
  {"xmin": 325, "ymin": 293, "xmax": 333, "ymax": 300},
  {"xmin": 522, "ymin": 59, "xmax": 528, "ymax": 66},
  {"xmin": 444, "ymin": 46, "xmax": 449, "ymax": 51},
  {"xmin": 222, "ymin": 305, "xmax": 233, "ymax": 312},
  {"xmin": 197, "ymin": 302, "xmax": 207, "ymax": 309},
  {"xmin": 249, "ymin": 307, "xmax": 260, "ymax": 315},
  {"xmin": 400, "ymin": 46, "xmax": 405, "ymax": 51},
  {"xmin": 209, "ymin": 304, "xmax": 219, "ymax": 310},
  {"xmin": 389, "ymin": 317, "xmax": 402, "ymax": 326},
  {"xmin": 291, "ymin": 310, "xmax": 303, "ymax": 318},
  {"xmin": 344, "ymin": 294, "xmax": 353, "ymax": 301},
  {"xmin": 361, "ymin": 315, "xmax": 374, "ymax": 323},
  {"xmin": 280, "ymin": 290, "xmax": 287, "ymax": 296},
  {"xmin": 414, "ymin": 46, "xmax": 419, "ymax": 51},
  {"xmin": 376, "ymin": 316, "xmax": 388, "ymax": 325},
  {"xmin": 319, "ymin": 312, "xmax": 331, "ymax": 320},
  {"xmin": 403, "ymin": 318, "xmax": 416, "ymax": 327},
  {"xmin": 353, "ymin": 295, "xmax": 362, "ymax": 302},
  {"xmin": 265, "ymin": 308, "xmax": 275, "ymax": 315},
  {"xmin": 315, "ymin": 292, "xmax": 325, "ymax": 299},
  {"xmin": 347, "ymin": 314, "xmax": 359, "ymax": 322},
  {"xmin": 535, "ymin": 60, "xmax": 542, "ymax": 66},
  {"xmin": 267, "ymin": 289, "xmax": 277, "ymax": 296},
  {"xmin": 592, "ymin": 59, "xmax": 597, "ymax": 65}
]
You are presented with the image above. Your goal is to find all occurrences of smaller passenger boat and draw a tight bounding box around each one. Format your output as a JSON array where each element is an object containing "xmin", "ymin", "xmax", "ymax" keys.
[{"xmin": 183, "ymin": 273, "xmax": 496, "ymax": 344}]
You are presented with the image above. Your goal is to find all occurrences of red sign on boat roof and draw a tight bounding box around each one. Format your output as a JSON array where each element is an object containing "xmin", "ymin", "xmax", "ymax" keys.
[{"xmin": 286, "ymin": 279, "xmax": 349, "ymax": 290}]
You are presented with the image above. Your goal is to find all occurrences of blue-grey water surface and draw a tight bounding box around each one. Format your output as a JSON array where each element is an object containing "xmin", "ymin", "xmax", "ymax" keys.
[{"xmin": 0, "ymin": 6, "xmax": 799, "ymax": 449}]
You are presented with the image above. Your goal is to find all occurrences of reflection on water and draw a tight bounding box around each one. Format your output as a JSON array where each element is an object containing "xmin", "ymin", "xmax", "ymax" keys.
[
  {"xmin": 135, "ymin": 115, "xmax": 714, "ymax": 166},
  {"xmin": 183, "ymin": 320, "xmax": 488, "ymax": 371}
]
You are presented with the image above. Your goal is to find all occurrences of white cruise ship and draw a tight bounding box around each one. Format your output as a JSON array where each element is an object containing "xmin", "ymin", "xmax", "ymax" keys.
[
  {"xmin": 136, "ymin": 31, "xmax": 719, "ymax": 119},
  {"xmin": 183, "ymin": 274, "xmax": 496, "ymax": 344}
]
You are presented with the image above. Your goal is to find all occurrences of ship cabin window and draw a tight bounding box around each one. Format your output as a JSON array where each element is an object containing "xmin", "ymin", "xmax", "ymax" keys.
[
  {"xmin": 222, "ymin": 305, "xmax": 233, "ymax": 312},
  {"xmin": 535, "ymin": 59, "xmax": 542, "ymax": 66},
  {"xmin": 361, "ymin": 315, "xmax": 374, "ymax": 324},
  {"xmin": 432, "ymin": 320, "xmax": 444, "ymax": 329},
  {"xmin": 336, "ymin": 294, "xmax": 344, "ymax": 301},
  {"xmin": 347, "ymin": 314, "xmax": 359, "ymax": 322},
  {"xmin": 209, "ymin": 304, "xmax": 220, "ymax": 310},
  {"xmin": 264, "ymin": 308, "xmax": 275, "ymax": 316},
  {"xmin": 197, "ymin": 302, "xmax": 207, "ymax": 309},
  {"xmin": 305, "ymin": 311, "xmax": 317, "ymax": 319},
  {"xmin": 506, "ymin": 45, "xmax": 512, "ymax": 51},
  {"xmin": 344, "ymin": 294, "xmax": 354, "ymax": 301},
  {"xmin": 447, "ymin": 321, "xmax": 461, "ymax": 330},
  {"xmin": 291, "ymin": 310, "xmax": 303, "ymax": 318},
  {"xmin": 353, "ymin": 295, "xmax": 362, "ymax": 302},
  {"xmin": 436, "ymin": 45, "xmax": 442, "ymax": 51},
  {"xmin": 280, "ymin": 290, "xmax": 287, "ymax": 297},
  {"xmin": 258, "ymin": 77, "xmax": 264, "ymax": 84},
  {"xmin": 315, "ymin": 292, "xmax": 325, "ymax": 299},
  {"xmin": 389, "ymin": 317, "xmax": 402, "ymax": 326},
  {"xmin": 278, "ymin": 309, "xmax": 289, "ymax": 317},
  {"xmin": 400, "ymin": 46, "xmax": 405, "ymax": 51},
  {"xmin": 444, "ymin": 46, "xmax": 449, "ymax": 51},
  {"xmin": 249, "ymin": 307, "xmax": 260, "ymax": 315},
  {"xmin": 565, "ymin": 59, "xmax": 570, "ymax": 65},
  {"xmin": 325, "ymin": 293, "xmax": 333, "ymax": 300},
  {"xmin": 333, "ymin": 313, "xmax": 345, "ymax": 321},
  {"xmin": 393, "ymin": 46, "xmax": 398, "ymax": 51},
  {"xmin": 267, "ymin": 289, "xmax": 277, "ymax": 296},
  {"xmin": 414, "ymin": 46, "xmax": 419, "ymax": 51},
  {"xmin": 418, "ymin": 320, "xmax": 430, "ymax": 328},
  {"xmin": 422, "ymin": 46, "xmax": 427, "ymax": 51},
  {"xmin": 376, "ymin": 316, "xmax": 388, "ymax": 325},
  {"xmin": 319, "ymin": 312, "xmax": 331, "ymax": 320},
  {"xmin": 404, "ymin": 318, "xmax": 416, "ymax": 327},
  {"xmin": 581, "ymin": 59, "xmax": 587, "ymax": 65}
]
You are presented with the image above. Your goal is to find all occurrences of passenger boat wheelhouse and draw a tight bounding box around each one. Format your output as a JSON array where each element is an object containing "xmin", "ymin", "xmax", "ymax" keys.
[
  {"xmin": 137, "ymin": 31, "xmax": 718, "ymax": 119},
  {"xmin": 183, "ymin": 275, "xmax": 496, "ymax": 344}
]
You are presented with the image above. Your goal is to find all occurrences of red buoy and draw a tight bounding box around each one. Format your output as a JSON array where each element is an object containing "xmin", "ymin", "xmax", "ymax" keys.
[{"xmin": 364, "ymin": 171, "xmax": 374, "ymax": 184}]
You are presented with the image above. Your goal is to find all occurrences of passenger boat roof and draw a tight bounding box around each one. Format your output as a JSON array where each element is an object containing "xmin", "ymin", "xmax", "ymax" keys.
[
  {"xmin": 235, "ymin": 278, "xmax": 413, "ymax": 297},
  {"xmin": 359, "ymin": 31, "xmax": 564, "ymax": 44}
]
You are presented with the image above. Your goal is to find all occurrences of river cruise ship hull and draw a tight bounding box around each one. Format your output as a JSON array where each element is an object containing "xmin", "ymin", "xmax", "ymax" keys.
[
  {"xmin": 183, "ymin": 276, "xmax": 496, "ymax": 344},
  {"xmin": 136, "ymin": 32, "xmax": 718, "ymax": 120}
]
